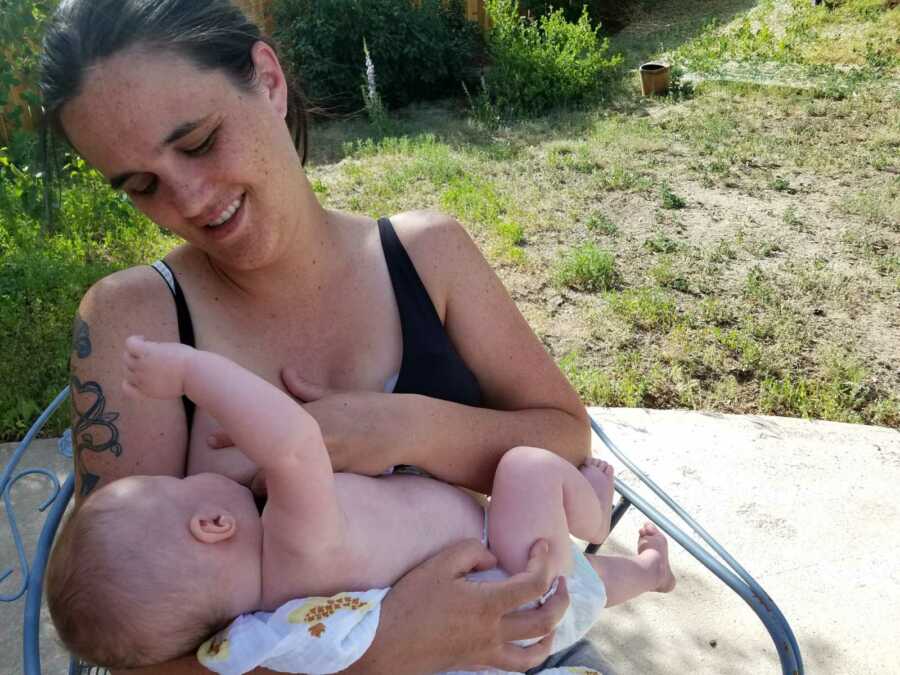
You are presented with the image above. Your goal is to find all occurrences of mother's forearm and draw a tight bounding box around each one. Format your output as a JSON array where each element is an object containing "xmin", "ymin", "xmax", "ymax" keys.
[
  {"xmin": 408, "ymin": 398, "xmax": 590, "ymax": 492},
  {"xmin": 369, "ymin": 394, "xmax": 590, "ymax": 493}
]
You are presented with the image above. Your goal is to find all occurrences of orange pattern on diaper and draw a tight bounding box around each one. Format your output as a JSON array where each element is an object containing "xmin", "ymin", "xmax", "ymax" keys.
[
  {"xmin": 287, "ymin": 593, "xmax": 370, "ymax": 638},
  {"xmin": 197, "ymin": 634, "xmax": 230, "ymax": 661}
]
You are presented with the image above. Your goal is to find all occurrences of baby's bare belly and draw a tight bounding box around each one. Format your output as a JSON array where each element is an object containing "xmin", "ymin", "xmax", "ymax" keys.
[{"xmin": 324, "ymin": 473, "xmax": 485, "ymax": 591}]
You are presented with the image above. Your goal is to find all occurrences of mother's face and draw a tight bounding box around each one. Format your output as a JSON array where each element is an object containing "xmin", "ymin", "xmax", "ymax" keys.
[{"xmin": 60, "ymin": 43, "xmax": 303, "ymax": 270}]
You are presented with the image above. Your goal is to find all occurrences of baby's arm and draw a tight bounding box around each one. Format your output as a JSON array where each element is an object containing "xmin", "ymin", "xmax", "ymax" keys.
[{"xmin": 122, "ymin": 336, "xmax": 344, "ymax": 546}]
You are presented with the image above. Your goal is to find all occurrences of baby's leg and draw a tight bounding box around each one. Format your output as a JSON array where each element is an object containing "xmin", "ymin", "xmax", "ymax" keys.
[
  {"xmin": 488, "ymin": 447, "xmax": 614, "ymax": 577},
  {"xmin": 588, "ymin": 522, "xmax": 676, "ymax": 607}
]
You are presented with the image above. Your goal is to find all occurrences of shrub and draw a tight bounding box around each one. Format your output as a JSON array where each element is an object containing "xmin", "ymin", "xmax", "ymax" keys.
[
  {"xmin": 482, "ymin": 0, "xmax": 622, "ymax": 116},
  {"xmin": 273, "ymin": 0, "xmax": 481, "ymax": 111},
  {"xmin": 0, "ymin": 0, "xmax": 52, "ymax": 144},
  {"xmin": 0, "ymin": 151, "xmax": 176, "ymax": 440}
]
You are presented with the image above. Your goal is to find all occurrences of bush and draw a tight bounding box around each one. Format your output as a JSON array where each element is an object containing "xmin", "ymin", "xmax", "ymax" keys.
[
  {"xmin": 0, "ymin": 0, "xmax": 52, "ymax": 143},
  {"xmin": 482, "ymin": 0, "xmax": 622, "ymax": 117},
  {"xmin": 0, "ymin": 151, "xmax": 177, "ymax": 440},
  {"xmin": 519, "ymin": 0, "xmax": 643, "ymax": 28},
  {"xmin": 273, "ymin": 0, "xmax": 481, "ymax": 111}
]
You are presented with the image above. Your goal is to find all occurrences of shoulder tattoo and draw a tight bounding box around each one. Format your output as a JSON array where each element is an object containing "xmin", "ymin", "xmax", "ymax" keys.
[
  {"xmin": 72, "ymin": 313, "xmax": 92, "ymax": 359},
  {"xmin": 71, "ymin": 376, "xmax": 123, "ymax": 496}
]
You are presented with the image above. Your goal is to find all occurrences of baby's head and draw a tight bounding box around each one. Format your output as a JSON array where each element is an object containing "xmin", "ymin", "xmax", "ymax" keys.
[{"xmin": 47, "ymin": 473, "xmax": 262, "ymax": 668}]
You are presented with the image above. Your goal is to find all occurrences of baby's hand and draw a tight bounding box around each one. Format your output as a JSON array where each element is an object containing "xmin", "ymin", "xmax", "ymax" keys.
[{"xmin": 122, "ymin": 336, "xmax": 193, "ymax": 400}]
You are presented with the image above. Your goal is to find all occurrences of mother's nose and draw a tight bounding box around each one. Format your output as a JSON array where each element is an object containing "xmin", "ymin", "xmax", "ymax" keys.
[{"xmin": 168, "ymin": 175, "xmax": 213, "ymax": 221}]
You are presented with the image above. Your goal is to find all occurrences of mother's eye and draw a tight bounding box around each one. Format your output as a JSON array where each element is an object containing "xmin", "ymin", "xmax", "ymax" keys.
[
  {"xmin": 184, "ymin": 128, "xmax": 218, "ymax": 157},
  {"xmin": 126, "ymin": 175, "xmax": 158, "ymax": 196}
]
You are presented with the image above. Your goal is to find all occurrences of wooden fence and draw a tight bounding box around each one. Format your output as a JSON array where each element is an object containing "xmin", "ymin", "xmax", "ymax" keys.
[{"xmin": 236, "ymin": 0, "xmax": 492, "ymax": 32}]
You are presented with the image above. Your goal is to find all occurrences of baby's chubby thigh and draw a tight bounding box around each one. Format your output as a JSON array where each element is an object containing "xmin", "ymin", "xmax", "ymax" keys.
[{"xmin": 487, "ymin": 447, "xmax": 575, "ymax": 579}]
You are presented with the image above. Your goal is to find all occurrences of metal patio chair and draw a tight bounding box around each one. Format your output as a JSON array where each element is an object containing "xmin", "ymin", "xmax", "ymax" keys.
[{"xmin": 2, "ymin": 387, "xmax": 803, "ymax": 675}]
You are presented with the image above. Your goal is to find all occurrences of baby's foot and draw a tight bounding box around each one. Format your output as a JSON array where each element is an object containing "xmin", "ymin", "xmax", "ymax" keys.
[
  {"xmin": 580, "ymin": 457, "xmax": 615, "ymax": 512},
  {"xmin": 122, "ymin": 336, "xmax": 194, "ymax": 401},
  {"xmin": 580, "ymin": 457, "xmax": 615, "ymax": 543},
  {"xmin": 637, "ymin": 522, "xmax": 676, "ymax": 593}
]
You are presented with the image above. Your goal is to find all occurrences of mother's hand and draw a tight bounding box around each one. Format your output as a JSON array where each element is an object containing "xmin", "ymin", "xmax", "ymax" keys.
[
  {"xmin": 280, "ymin": 367, "xmax": 398, "ymax": 475},
  {"xmin": 351, "ymin": 538, "xmax": 567, "ymax": 674},
  {"xmin": 206, "ymin": 368, "xmax": 399, "ymax": 477}
]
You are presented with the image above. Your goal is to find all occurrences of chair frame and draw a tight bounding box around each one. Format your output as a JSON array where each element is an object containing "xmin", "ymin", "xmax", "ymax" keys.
[{"xmin": 2, "ymin": 388, "xmax": 804, "ymax": 675}]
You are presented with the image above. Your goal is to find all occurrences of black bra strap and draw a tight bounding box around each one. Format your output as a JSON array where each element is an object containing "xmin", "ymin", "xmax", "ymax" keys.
[
  {"xmin": 377, "ymin": 218, "xmax": 445, "ymax": 348},
  {"xmin": 150, "ymin": 261, "xmax": 196, "ymax": 431}
]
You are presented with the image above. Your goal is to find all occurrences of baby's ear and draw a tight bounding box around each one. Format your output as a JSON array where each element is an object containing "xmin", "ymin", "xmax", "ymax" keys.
[{"xmin": 189, "ymin": 509, "xmax": 237, "ymax": 544}]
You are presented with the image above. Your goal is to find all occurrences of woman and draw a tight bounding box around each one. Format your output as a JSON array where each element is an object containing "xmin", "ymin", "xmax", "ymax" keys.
[{"xmin": 42, "ymin": 0, "xmax": 599, "ymax": 672}]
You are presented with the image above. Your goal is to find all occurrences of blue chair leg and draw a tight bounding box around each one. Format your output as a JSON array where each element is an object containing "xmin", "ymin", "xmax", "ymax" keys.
[
  {"xmin": 587, "ymin": 414, "xmax": 804, "ymax": 675},
  {"xmin": 24, "ymin": 473, "xmax": 75, "ymax": 675}
]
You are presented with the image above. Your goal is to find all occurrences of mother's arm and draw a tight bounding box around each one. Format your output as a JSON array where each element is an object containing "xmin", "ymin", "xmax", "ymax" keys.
[
  {"xmin": 288, "ymin": 211, "xmax": 590, "ymax": 493},
  {"xmin": 116, "ymin": 539, "xmax": 567, "ymax": 675},
  {"xmin": 69, "ymin": 267, "xmax": 189, "ymax": 504}
]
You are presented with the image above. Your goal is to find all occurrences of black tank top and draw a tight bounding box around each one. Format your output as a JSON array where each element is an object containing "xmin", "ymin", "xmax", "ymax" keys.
[{"xmin": 150, "ymin": 217, "xmax": 482, "ymax": 430}]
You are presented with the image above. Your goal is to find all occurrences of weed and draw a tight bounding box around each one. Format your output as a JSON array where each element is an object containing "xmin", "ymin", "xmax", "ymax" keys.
[
  {"xmin": 782, "ymin": 206, "xmax": 808, "ymax": 232},
  {"xmin": 310, "ymin": 179, "xmax": 330, "ymax": 196},
  {"xmin": 607, "ymin": 288, "xmax": 678, "ymax": 332},
  {"xmin": 771, "ymin": 176, "xmax": 795, "ymax": 193},
  {"xmin": 708, "ymin": 239, "xmax": 738, "ymax": 264},
  {"xmin": 554, "ymin": 244, "xmax": 620, "ymax": 292},
  {"xmin": 744, "ymin": 265, "xmax": 776, "ymax": 304},
  {"xmin": 660, "ymin": 183, "xmax": 686, "ymax": 209},
  {"xmin": 595, "ymin": 165, "xmax": 643, "ymax": 191},
  {"xmin": 547, "ymin": 144, "xmax": 598, "ymax": 173},
  {"xmin": 650, "ymin": 257, "xmax": 691, "ymax": 293},
  {"xmin": 841, "ymin": 188, "xmax": 900, "ymax": 232},
  {"xmin": 644, "ymin": 232, "xmax": 681, "ymax": 254},
  {"xmin": 360, "ymin": 38, "xmax": 394, "ymax": 137},
  {"xmin": 749, "ymin": 239, "xmax": 783, "ymax": 259},
  {"xmin": 586, "ymin": 212, "xmax": 618, "ymax": 235},
  {"xmin": 698, "ymin": 297, "xmax": 737, "ymax": 327},
  {"xmin": 462, "ymin": 77, "xmax": 502, "ymax": 131}
]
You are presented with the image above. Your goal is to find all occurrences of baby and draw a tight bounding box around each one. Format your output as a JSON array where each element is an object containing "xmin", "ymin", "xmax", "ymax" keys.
[{"xmin": 47, "ymin": 337, "xmax": 675, "ymax": 669}]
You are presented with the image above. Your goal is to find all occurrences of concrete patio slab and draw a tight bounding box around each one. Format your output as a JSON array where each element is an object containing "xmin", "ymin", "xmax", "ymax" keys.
[
  {"xmin": 2, "ymin": 409, "xmax": 898, "ymax": 674},
  {"xmin": 585, "ymin": 408, "xmax": 900, "ymax": 675}
]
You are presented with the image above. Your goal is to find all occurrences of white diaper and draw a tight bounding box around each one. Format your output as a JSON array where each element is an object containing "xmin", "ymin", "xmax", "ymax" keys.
[
  {"xmin": 464, "ymin": 539, "xmax": 607, "ymax": 655},
  {"xmin": 197, "ymin": 588, "xmax": 390, "ymax": 675}
]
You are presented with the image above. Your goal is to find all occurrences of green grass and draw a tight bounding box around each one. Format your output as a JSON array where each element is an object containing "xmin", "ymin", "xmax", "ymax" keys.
[
  {"xmin": 554, "ymin": 244, "xmax": 620, "ymax": 291},
  {"xmin": 760, "ymin": 352, "xmax": 900, "ymax": 426},
  {"xmin": 606, "ymin": 288, "xmax": 679, "ymax": 332},
  {"xmin": 675, "ymin": 0, "xmax": 900, "ymax": 74}
]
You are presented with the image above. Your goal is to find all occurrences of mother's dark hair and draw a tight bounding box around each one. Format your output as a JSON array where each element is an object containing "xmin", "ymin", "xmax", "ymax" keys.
[{"xmin": 40, "ymin": 0, "xmax": 308, "ymax": 164}]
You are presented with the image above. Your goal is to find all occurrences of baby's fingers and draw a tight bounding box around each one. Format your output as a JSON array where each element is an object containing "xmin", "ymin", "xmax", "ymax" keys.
[
  {"xmin": 498, "ymin": 576, "xmax": 567, "ymax": 643},
  {"xmin": 207, "ymin": 430, "xmax": 236, "ymax": 450},
  {"xmin": 124, "ymin": 334, "xmax": 148, "ymax": 357},
  {"xmin": 492, "ymin": 540, "xmax": 559, "ymax": 609}
]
